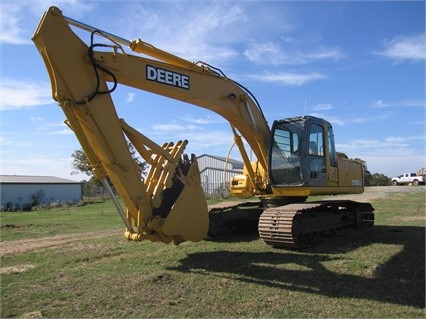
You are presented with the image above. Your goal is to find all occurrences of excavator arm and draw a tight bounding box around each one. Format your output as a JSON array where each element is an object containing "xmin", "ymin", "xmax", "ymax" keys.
[
  {"xmin": 32, "ymin": 6, "xmax": 271, "ymax": 244},
  {"xmin": 94, "ymin": 47, "xmax": 271, "ymax": 190}
]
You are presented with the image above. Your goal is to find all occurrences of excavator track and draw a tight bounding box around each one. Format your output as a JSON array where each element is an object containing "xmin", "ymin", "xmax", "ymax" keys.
[
  {"xmin": 258, "ymin": 200, "xmax": 374, "ymax": 248},
  {"xmin": 208, "ymin": 200, "xmax": 374, "ymax": 248},
  {"xmin": 208, "ymin": 201, "xmax": 264, "ymax": 237}
]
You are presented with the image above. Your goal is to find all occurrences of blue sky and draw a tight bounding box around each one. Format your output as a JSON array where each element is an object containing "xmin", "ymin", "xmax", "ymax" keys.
[{"xmin": 1, "ymin": 0, "xmax": 425, "ymax": 181}]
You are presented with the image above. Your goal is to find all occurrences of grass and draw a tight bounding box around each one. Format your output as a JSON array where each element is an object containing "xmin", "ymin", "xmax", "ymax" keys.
[
  {"xmin": 1, "ymin": 188, "xmax": 425, "ymax": 318},
  {"xmin": 1, "ymin": 201, "xmax": 120, "ymax": 241}
]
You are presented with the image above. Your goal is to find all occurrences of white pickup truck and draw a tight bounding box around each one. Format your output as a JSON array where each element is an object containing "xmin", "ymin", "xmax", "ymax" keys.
[{"xmin": 391, "ymin": 173, "xmax": 425, "ymax": 186}]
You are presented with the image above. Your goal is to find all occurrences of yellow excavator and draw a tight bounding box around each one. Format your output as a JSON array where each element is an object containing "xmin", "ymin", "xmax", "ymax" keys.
[{"xmin": 32, "ymin": 7, "xmax": 374, "ymax": 248}]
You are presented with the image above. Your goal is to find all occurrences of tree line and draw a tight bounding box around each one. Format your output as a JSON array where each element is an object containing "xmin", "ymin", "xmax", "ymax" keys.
[
  {"xmin": 354, "ymin": 158, "xmax": 391, "ymax": 186},
  {"xmin": 71, "ymin": 149, "xmax": 391, "ymax": 198}
]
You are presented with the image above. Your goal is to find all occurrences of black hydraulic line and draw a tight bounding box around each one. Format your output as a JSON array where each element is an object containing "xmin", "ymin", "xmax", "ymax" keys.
[{"xmin": 75, "ymin": 30, "xmax": 118, "ymax": 105}]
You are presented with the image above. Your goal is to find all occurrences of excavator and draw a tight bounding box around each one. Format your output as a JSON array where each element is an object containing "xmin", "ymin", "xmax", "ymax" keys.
[{"xmin": 32, "ymin": 7, "xmax": 374, "ymax": 248}]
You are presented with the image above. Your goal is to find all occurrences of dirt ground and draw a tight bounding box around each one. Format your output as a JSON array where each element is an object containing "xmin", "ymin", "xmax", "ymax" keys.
[
  {"xmin": 0, "ymin": 229, "xmax": 121, "ymax": 259},
  {"xmin": 327, "ymin": 184, "xmax": 425, "ymax": 202},
  {"xmin": 1, "ymin": 186, "xmax": 424, "ymax": 261}
]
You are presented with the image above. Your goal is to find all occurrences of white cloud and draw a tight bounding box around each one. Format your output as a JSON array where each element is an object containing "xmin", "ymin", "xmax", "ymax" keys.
[
  {"xmin": 376, "ymin": 33, "xmax": 426, "ymax": 63},
  {"xmin": 113, "ymin": 2, "xmax": 296, "ymax": 67},
  {"xmin": 152, "ymin": 123, "xmax": 197, "ymax": 132},
  {"xmin": 336, "ymin": 134, "xmax": 426, "ymax": 176},
  {"xmin": 338, "ymin": 135, "xmax": 425, "ymax": 154},
  {"xmin": 244, "ymin": 41, "xmax": 344, "ymax": 65},
  {"xmin": 179, "ymin": 130, "xmax": 235, "ymax": 152},
  {"xmin": 30, "ymin": 118, "xmax": 73, "ymax": 135},
  {"xmin": 35, "ymin": 121, "xmax": 65, "ymax": 129},
  {"xmin": 309, "ymin": 47, "xmax": 344, "ymax": 61},
  {"xmin": 119, "ymin": 1, "xmax": 245, "ymax": 65},
  {"xmin": 0, "ymin": 79, "xmax": 53, "ymax": 110},
  {"xmin": 352, "ymin": 111, "xmax": 393, "ymax": 124},
  {"xmin": 152, "ymin": 124, "xmax": 183, "ymax": 131},
  {"xmin": 126, "ymin": 93, "xmax": 135, "ymax": 103},
  {"xmin": 362, "ymin": 154, "xmax": 425, "ymax": 177},
  {"xmin": 386, "ymin": 135, "xmax": 426, "ymax": 144},
  {"xmin": 0, "ymin": 1, "xmax": 93, "ymax": 45},
  {"xmin": 374, "ymin": 99, "xmax": 389, "ymax": 108},
  {"xmin": 310, "ymin": 114, "xmax": 346, "ymax": 126},
  {"xmin": 0, "ymin": 6, "xmax": 31, "ymax": 45},
  {"xmin": 244, "ymin": 42, "xmax": 283, "ymax": 65},
  {"xmin": 0, "ymin": 136, "xmax": 14, "ymax": 147},
  {"xmin": 374, "ymin": 99, "xmax": 425, "ymax": 109},
  {"xmin": 50, "ymin": 129, "xmax": 74, "ymax": 135},
  {"xmin": 311, "ymin": 103, "xmax": 334, "ymax": 111},
  {"xmin": 178, "ymin": 115, "xmax": 225, "ymax": 125},
  {"xmin": 248, "ymin": 71, "xmax": 326, "ymax": 86},
  {"xmin": 1, "ymin": 154, "xmax": 82, "ymax": 181},
  {"xmin": 149, "ymin": 118, "xmax": 234, "ymax": 152},
  {"xmin": 311, "ymin": 111, "xmax": 392, "ymax": 127},
  {"xmin": 30, "ymin": 116, "xmax": 44, "ymax": 122},
  {"xmin": 43, "ymin": 123, "xmax": 73, "ymax": 135}
]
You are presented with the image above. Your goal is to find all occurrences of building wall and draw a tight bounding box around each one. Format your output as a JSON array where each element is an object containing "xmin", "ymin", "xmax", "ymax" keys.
[
  {"xmin": 1, "ymin": 183, "xmax": 82, "ymax": 210},
  {"xmin": 197, "ymin": 155, "xmax": 243, "ymax": 196},
  {"xmin": 200, "ymin": 168, "xmax": 242, "ymax": 196},
  {"xmin": 197, "ymin": 155, "xmax": 241, "ymax": 171}
]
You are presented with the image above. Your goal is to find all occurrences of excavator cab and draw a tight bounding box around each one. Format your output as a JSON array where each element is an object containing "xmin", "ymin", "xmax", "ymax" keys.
[{"xmin": 269, "ymin": 116, "xmax": 364, "ymax": 196}]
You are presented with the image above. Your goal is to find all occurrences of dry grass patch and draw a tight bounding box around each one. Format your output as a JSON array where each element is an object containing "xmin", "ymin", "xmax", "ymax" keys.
[{"xmin": 1, "ymin": 264, "xmax": 36, "ymax": 275}]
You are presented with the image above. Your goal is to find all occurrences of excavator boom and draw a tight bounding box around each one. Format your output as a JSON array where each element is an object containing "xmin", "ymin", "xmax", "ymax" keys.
[
  {"xmin": 32, "ymin": 6, "xmax": 273, "ymax": 244},
  {"xmin": 32, "ymin": 7, "xmax": 213, "ymax": 244}
]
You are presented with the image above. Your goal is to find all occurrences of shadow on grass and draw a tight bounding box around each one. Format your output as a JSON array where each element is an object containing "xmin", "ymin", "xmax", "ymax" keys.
[{"xmin": 169, "ymin": 225, "xmax": 425, "ymax": 308}]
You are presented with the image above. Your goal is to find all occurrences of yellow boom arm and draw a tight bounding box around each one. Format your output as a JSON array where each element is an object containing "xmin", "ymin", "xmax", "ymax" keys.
[{"xmin": 32, "ymin": 7, "xmax": 272, "ymax": 243}]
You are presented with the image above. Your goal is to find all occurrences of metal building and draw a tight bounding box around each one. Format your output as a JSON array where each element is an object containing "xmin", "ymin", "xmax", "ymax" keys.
[
  {"xmin": 197, "ymin": 154, "xmax": 243, "ymax": 196},
  {"xmin": 0, "ymin": 175, "xmax": 82, "ymax": 211}
]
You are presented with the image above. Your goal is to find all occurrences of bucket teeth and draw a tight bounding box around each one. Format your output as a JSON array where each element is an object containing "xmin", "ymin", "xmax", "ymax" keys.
[{"xmin": 151, "ymin": 154, "xmax": 195, "ymax": 218}]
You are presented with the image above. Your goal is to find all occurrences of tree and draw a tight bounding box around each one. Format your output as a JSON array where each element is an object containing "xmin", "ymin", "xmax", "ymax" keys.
[
  {"xmin": 368, "ymin": 173, "xmax": 391, "ymax": 186},
  {"xmin": 71, "ymin": 149, "xmax": 93, "ymax": 176},
  {"xmin": 71, "ymin": 142, "xmax": 147, "ymax": 179},
  {"xmin": 342, "ymin": 157, "xmax": 390, "ymax": 186},
  {"xmin": 352, "ymin": 157, "xmax": 371, "ymax": 186}
]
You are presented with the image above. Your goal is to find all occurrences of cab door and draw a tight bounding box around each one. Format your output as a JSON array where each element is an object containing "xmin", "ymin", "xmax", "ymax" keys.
[
  {"xmin": 306, "ymin": 121, "xmax": 338, "ymax": 187},
  {"xmin": 326, "ymin": 125, "xmax": 339, "ymax": 185},
  {"xmin": 306, "ymin": 122, "xmax": 327, "ymax": 186}
]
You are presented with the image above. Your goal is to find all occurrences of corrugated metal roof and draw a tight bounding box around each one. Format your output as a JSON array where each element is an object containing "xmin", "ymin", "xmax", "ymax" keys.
[
  {"xmin": 197, "ymin": 154, "xmax": 243, "ymax": 165},
  {"xmin": 0, "ymin": 175, "xmax": 81, "ymax": 184}
]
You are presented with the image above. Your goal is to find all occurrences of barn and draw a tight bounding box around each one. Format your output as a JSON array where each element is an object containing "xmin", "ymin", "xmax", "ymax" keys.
[
  {"xmin": 0, "ymin": 175, "xmax": 82, "ymax": 211},
  {"xmin": 197, "ymin": 154, "xmax": 243, "ymax": 196}
]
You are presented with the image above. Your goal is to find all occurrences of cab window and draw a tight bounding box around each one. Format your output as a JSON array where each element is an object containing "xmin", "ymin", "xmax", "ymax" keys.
[
  {"xmin": 270, "ymin": 125, "xmax": 302, "ymax": 185},
  {"xmin": 309, "ymin": 124, "xmax": 324, "ymax": 156},
  {"xmin": 308, "ymin": 124, "xmax": 325, "ymax": 172}
]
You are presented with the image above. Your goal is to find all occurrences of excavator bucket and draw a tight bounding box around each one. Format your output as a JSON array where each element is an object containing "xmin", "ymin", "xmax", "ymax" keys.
[
  {"xmin": 161, "ymin": 154, "xmax": 209, "ymax": 244},
  {"xmin": 123, "ymin": 152, "xmax": 209, "ymax": 244},
  {"xmin": 121, "ymin": 120, "xmax": 209, "ymax": 244}
]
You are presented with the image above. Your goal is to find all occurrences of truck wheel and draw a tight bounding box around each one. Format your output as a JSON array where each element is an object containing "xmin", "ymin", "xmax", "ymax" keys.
[
  {"xmin": 392, "ymin": 180, "xmax": 398, "ymax": 186},
  {"xmin": 413, "ymin": 179, "xmax": 419, "ymax": 186}
]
